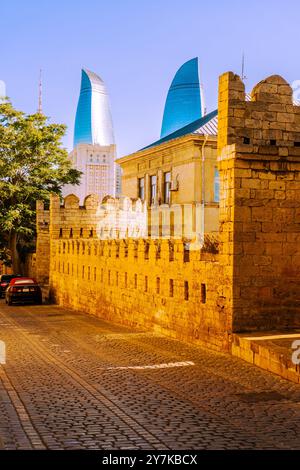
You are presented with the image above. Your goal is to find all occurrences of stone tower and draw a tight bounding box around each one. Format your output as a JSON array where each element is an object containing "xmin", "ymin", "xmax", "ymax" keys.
[{"xmin": 218, "ymin": 71, "xmax": 300, "ymax": 332}]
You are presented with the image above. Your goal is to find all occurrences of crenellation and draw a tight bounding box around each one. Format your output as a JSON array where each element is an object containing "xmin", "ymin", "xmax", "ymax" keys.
[{"xmin": 30, "ymin": 70, "xmax": 300, "ymax": 351}]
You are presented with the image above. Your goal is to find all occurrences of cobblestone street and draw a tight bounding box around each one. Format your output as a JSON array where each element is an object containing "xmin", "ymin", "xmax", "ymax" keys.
[{"xmin": 0, "ymin": 301, "xmax": 300, "ymax": 450}]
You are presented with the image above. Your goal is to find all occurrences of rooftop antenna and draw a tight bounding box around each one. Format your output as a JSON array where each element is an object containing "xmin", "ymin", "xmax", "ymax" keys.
[
  {"xmin": 198, "ymin": 61, "xmax": 207, "ymax": 116},
  {"xmin": 38, "ymin": 69, "xmax": 43, "ymax": 114},
  {"xmin": 241, "ymin": 52, "xmax": 247, "ymax": 82}
]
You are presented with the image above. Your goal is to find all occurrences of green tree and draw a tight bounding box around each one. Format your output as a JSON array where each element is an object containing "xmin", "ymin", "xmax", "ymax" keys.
[{"xmin": 0, "ymin": 100, "xmax": 81, "ymax": 273}]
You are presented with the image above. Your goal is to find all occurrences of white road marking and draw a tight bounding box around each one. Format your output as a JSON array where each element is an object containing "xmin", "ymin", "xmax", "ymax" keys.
[{"xmin": 106, "ymin": 361, "xmax": 195, "ymax": 371}]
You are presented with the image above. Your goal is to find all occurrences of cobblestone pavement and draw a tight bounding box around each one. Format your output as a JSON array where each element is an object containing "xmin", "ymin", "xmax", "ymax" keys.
[{"xmin": 1, "ymin": 302, "xmax": 300, "ymax": 449}]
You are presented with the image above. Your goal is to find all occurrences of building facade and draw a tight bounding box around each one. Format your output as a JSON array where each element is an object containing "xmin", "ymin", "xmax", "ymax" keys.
[{"xmin": 117, "ymin": 110, "xmax": 220, "ymax": 240}]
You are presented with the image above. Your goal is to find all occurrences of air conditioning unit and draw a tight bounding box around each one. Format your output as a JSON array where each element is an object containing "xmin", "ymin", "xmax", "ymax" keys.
[{"xmin": 170, "ymin": 179, "xmax": 179, "ymax": 191}]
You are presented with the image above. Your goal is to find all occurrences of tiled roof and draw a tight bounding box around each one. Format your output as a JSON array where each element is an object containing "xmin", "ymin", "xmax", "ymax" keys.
[
  {"xmin": 141, "ymin": 109, "xmax": 218, "ymax": 150},
  {"xmin": 141, "ymin": 91, "xmax": 300, "ymax": 151}
]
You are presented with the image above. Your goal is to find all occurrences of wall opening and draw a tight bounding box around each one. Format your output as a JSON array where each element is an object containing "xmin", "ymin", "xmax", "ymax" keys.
[
  {"xmin": 184, "ymin": 281, "xmax": 189, "ymax": 301},
  {"xmin": 201, "ymin": 283, "xmax": 206, "ymax": 304},
  {"xmin": 169, "ymin": 279, "xmax": 174, "ymax": 297},
  {"xmin": 156, "ymin": 277, "xmax": 160, "ymax": 294}
]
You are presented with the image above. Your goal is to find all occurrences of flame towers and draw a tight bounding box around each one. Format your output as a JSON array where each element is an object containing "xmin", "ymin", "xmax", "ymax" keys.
[
  {"xmin": 74, "ymin": 69, "xmax": 115, "ymax": 147},
  {"xmin": 160, "ymin": 58, "xmax": 204, "ymax": 139}
]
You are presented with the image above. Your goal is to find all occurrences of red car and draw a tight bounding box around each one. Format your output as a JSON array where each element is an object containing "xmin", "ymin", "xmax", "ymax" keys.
[{"xmin": 5, "ymin": 277, "xmax": 42, "ymax": 306}]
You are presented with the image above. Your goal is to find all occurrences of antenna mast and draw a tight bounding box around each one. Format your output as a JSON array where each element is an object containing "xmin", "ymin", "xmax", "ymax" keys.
[
  {"xmin": 38, "ymin": 69, "xmax": 43, "ymax": 114},
  {"xmin": 241, "ymin": 53, "xmax": 247, "ymax": 82}
]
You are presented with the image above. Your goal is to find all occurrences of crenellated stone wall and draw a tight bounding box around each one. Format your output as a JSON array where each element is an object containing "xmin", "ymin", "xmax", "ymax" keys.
[
  {"xmin": 49, "ymin": 237, "xmax": 229, "ymax": 350},
  {"xmin": 31, "ymin": 71, "xmax": 300, "ymax": 351},
  {"xmin": 50, "ymin": 193, "xmax": 147, "ymax": 240}
]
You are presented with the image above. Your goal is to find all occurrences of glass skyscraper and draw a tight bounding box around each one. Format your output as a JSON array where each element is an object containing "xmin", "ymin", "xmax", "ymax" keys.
[
  {"xmin": 64, "ymin": 69, "xmax": 120, "ymax": 203},
  {"xmin": 160, "ymin": 58, "xmax": 204, "ymax": 139},
  {"xmin": 74, "ymin": 69, "xmax": 115, "ymax": 147}
]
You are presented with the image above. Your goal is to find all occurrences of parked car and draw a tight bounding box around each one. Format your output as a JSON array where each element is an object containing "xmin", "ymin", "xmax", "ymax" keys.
[
  {"xmin": 5, "ymin": 277, "xmax": 42, "ymax": 306},
  {"xmin": 0, "ymin": 274, "xmax": 22, "ymax": 298}
]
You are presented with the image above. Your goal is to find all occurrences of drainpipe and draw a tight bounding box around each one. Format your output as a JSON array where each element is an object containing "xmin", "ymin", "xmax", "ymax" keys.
[{"xmin": 201, "ymin": 135, "xmax": 208, "ymax": 246}]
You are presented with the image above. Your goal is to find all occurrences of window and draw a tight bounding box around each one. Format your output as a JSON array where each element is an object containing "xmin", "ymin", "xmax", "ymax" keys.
[
  {"xmin": 164, "ymin": 172, "xmax": 171, "ymax": 204},
  {"xmin": 138, "ymin": 177, "xmax": 145, "ymax": 200},
  {"xmin": 94, "ymin": 267, "xmax": 97, "ymax": 281},
  {"xmin": 134, "ymin": 274, "xmax": 138, "ymax": 289},
  {"xmin": 116, "ymin": 272, "xmax": 119, "ymax": 287},
  {"xmin": 150, "ymin": 175, "xmax": 157, "ymax": 204},
  {"xmin": 145, "ymin": 276, "xmax": 148, "ymax": 293},
  {"xmin": 156, "ymin": 277, "xmax": 160, "ymax": 294},
  {"xmin": 124, "ymin": 272, "xmax": 128, "ymax": 288},
  {"xmin": 214, "ymin": 168, "xmax": 220, "ymax": 203}
]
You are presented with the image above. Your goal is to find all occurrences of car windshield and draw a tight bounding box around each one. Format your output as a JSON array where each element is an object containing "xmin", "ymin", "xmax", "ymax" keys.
[{"xmin": 1, "ymin": 275, "xmax": 14, "ymax": 281}]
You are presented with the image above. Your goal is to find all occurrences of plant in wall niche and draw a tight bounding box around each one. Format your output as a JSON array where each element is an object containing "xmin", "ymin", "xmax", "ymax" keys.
[{"xmin": 201, "ymin": 235, "xmax": 219, "ymax": 254}]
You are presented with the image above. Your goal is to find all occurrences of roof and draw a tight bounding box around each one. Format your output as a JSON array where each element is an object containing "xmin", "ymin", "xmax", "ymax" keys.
[
  {"xmin": 141, "ymin": 109, "xmax": 218, "ymax": 151},
  {"xmin": 83, "ymin": 68, "xmax": 104, "ymax": 86},
  {"xmin": 137, "ymin": 89, "xmax": 299, "ymax": 153}
]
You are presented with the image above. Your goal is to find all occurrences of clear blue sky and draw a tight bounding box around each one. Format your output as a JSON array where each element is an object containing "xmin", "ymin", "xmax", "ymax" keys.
[{"xmin": 1, "ymin": 0, "xmax": 299, "ymax": 156}]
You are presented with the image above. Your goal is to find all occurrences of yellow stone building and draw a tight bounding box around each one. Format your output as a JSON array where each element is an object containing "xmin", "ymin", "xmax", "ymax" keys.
[{"xmin": 117, "ymin": 110, "xmax": 220, "ymax": 240}]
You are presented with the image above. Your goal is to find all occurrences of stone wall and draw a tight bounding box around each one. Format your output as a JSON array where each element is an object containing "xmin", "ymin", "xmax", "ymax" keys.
[
  {"xmin": 218, "ymin": 72, "xmax": 300, "ymax": 331},
  {"xmin": 50, "ymin": 237, "xmax": 229, "ymax": 350},
  {"xmin": 34, "ymin": 71, "xmax": 300, "ymax": 351}
]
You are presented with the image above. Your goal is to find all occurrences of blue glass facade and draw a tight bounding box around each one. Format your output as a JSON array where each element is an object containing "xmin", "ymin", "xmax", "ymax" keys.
[
  {"xmin": 73, "ymin": 69, "xmax": 115, "ymax": 148},
  {"xmin": 74, "ymin": 70, "xmax": 93, "ymax": 147},
  {"xmin": 160, "ymin": 58, "xmax": 202, "ymax": 139}
]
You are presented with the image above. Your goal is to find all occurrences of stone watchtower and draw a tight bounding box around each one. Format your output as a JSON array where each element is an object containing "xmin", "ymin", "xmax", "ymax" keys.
[{"xmin": 218, "ymin": 72, "xmax": 300, "ymax": 332}]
